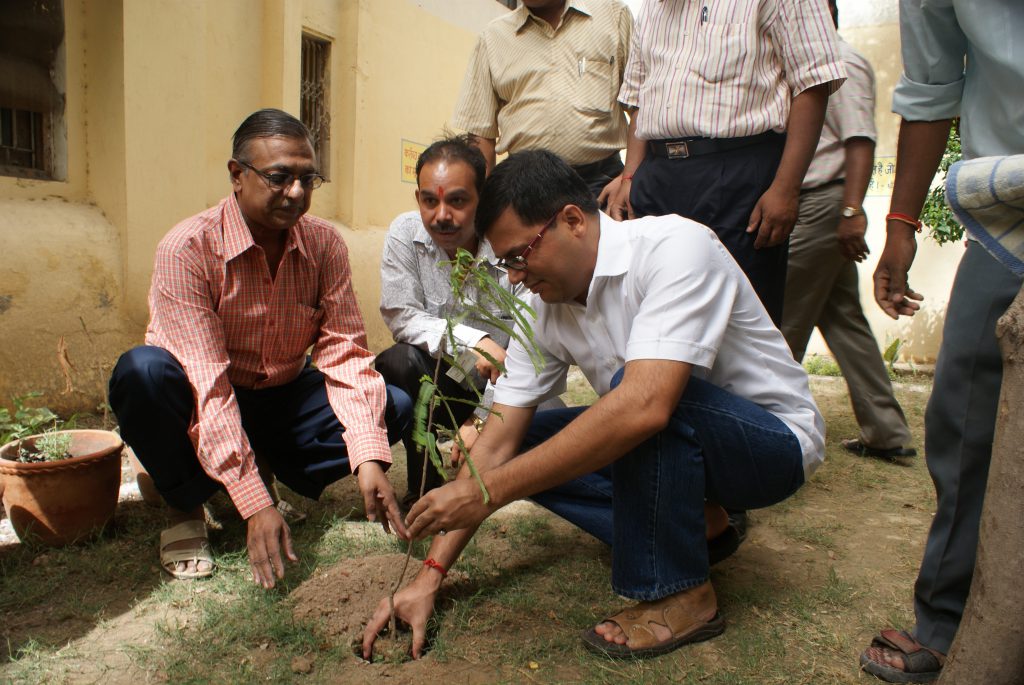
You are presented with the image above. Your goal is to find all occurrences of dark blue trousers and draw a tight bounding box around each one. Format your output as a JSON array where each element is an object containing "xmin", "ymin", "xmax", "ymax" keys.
[
  {"xmin": 522, "ymin": 371, "xmax": 805, "ymax": 599},
  {"xmin": 630, "ymin": 133, "xmax": 788, "ymax": 325},
  {"xmin": 108, "ymin": 345, "xmax": 411, "ymax": 512}
]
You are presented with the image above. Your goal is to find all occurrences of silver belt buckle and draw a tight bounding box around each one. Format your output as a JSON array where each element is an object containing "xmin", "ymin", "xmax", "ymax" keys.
[{"xmin": 665, "ymin": 141, "xmax": 690, "ymax": 159}]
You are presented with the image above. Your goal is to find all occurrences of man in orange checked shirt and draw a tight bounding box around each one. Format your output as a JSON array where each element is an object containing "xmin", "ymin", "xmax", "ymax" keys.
[{"xmin": 109, "ymin": 109, "xmax": 411, "ymax": 587}]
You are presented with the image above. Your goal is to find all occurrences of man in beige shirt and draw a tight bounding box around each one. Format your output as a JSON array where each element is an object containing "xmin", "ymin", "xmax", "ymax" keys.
[
  {"xmin": 781, "ymin": 1, "xmax": 916, "ymax": 461},
  {"xmin": 452, "ymin": 0, "xmax": 631, "ymax": 199}
]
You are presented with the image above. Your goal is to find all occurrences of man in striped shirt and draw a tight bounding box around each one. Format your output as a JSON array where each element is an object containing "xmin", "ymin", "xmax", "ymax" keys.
[
  {"xmin": 452, "ymin": 0, "xmax": 632, "ymax": 199},
  {"xmin": 607, "ymin": 0, "xmax": 846, "ymax": 327},
  {"xmin": 108, "ymin": 109, "xmax": 411, "ymax": 588}
]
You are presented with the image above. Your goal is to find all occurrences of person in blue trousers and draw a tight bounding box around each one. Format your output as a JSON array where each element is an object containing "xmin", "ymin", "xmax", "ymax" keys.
[{"xmin": 361, "ymin": 150, "xmax": 825, "ymax": 660}]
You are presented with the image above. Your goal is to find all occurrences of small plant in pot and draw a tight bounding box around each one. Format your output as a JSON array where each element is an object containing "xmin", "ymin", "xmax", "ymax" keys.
[
  {"xmin": 14, "ymin": 427, "xmax": 74, "ymax": 462},
  {"xmin": 0, "ymin": 415, "xmax": 124, "ymax": 546}
]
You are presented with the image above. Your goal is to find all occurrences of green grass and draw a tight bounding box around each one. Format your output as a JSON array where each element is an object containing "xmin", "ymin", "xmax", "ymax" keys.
[
  {"xmin": 780, "ymin": 520, "xmax": 845, "ymax": 550},
  {"xmin": 803, "ymin": 354, "xmax": 843, "ymax": 377},
  {"xmin": 1, "ymin": 373, "xmax": 936, "ymax": 685}
]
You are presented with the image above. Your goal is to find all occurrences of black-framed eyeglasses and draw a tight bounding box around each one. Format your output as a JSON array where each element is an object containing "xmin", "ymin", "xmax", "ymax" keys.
[
  {"xmin": 237, "ymin": 160, "xmax": 326, "ymax": 191},
  {"xmin": 494, "ymin": 212, "xmax": 559, "ymax": 273}
]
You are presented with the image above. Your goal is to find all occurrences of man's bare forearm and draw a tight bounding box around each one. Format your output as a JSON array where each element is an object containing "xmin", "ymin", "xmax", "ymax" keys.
[
  {"xmin": 888, "ymin": 119, "xmax": 953, "ymax": 217},
  {"xmin": 773, "ymin": 84, "xmax": 830, "ymax": 193},
  {"xmin": 621, "ymin": 111, "xmax": 647, "ymax": 177},
  {"xmin": 412, "ymin": 403, "xmax": 535, "ymax": 575},
  {"xmin": 842, "ymin": 137, "xmax": 875, "ymax": 208},
  {"xmin": 483, "ymin": 360, "xmax": 691, "ymax": 509}
]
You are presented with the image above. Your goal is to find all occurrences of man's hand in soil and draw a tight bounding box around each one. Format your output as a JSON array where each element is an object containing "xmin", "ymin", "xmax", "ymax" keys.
[
  {"xmin": 356, "ymin": 461, "xmax": 409, "ymax": 539},
  {"xmin": 246, "ymin": 505, "xmax": 297, "ymax": 589},
  {"xmin": 362, "ymin": 571, "xmax": 441, "ymax": 660},
  {"xmin": 406, "ymin": 478, "xmax": 496, "ymax": 540}
]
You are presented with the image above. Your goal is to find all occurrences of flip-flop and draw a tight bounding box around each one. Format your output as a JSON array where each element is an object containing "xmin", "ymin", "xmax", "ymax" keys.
[
  {"xmin": 159, "ymin": 519, "xmax": 215, "ymax": 579},
  {"xmin": 581, "ymin": 582, "xmax": 725, "ymax": 659},
  {"xmin": 860, "ymin": 629, "xmax": 945, "ymax": 683}
]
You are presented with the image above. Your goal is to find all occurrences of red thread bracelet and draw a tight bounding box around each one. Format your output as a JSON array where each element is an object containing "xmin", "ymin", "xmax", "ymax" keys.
[
  {"xmin": 423, "ymin": 558, "xmax": 447, "ymax": 577},
  {"xmin": 623, "ymin": 173, "xmax": 634, "ymax": 181},
  {"xmin": 886, "ymin": 212, "xmax": 923, "ymax": 232}
]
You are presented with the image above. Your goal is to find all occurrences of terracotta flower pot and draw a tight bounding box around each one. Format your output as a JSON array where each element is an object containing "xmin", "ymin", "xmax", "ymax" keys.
[{"xmin": 0, "ymin": 429, "xmax": 123, "ymax": 546}]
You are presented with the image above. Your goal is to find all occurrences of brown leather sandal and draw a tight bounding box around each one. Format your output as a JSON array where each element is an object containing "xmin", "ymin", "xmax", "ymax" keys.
[
  {"xmin": 860, "ymin": 629, "xmax": 945, "ymax": 683},
  {"xmin": 581, "ymin": 581, "xmax": 725, "ymax": 659}
]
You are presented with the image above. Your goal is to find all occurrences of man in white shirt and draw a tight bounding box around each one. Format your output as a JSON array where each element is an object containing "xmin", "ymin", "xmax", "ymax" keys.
[{"xmin": 362, "ymin": 150, "xmax": 824, "ymax": 660}]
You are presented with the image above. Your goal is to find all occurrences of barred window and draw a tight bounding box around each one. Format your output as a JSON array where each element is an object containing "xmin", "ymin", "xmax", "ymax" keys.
[
  {"xmin": 0, "ymin": 0, "xmax": 65, "ymax": 180},
  {"xmin": 300, "ymin": 34, "xmax": 331, "ymax": 179}
]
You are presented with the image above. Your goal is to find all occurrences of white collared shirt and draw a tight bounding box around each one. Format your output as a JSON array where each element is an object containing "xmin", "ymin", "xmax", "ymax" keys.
[{"xmin": 494, "ymin": 212, "xmax": 826, "ymax": 478}]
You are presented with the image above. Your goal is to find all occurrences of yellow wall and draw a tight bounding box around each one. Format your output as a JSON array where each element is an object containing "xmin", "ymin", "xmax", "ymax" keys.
[
  {"xmin": 0, "ymin": 0, "xmax": 501, "ymax": 413},
  {"xmin": 1, "ymin": 0, "xmax": 952, "ymax": 417},
  {"xmin": 0, "ymin": 0, "xmax": 135, "ymax": 414}
]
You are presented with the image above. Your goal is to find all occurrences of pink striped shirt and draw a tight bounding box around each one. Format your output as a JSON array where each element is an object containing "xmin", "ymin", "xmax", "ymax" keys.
[
  {"xmin": 619, "ymin": 0, "xmax": 846, "ymax": 140},
  {"xmin": 145, "ymin": 194, "xmax": 391, "ymax": 519}
]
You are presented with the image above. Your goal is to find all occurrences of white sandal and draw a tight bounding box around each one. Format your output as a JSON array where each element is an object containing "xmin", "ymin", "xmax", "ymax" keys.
[{"xmin": 159, "ymin": 519, "xmax": 215, "ymax": 579}]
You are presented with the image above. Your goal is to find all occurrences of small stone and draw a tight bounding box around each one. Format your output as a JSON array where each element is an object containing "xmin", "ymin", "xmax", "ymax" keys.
[
  {"xmin": 32, "ymin": 554, "xmax": 50, "ymax": 566},
  {"xmin": 291, "ymin": 655, "xmax": 314, "ymax": 674},
  {"xmin": 529, "ymin": 661, "xmax": 539, "ymax": 670},
  {"xmin": 259, "ymin": 642, "xmax": 270, "ymax": 650}
]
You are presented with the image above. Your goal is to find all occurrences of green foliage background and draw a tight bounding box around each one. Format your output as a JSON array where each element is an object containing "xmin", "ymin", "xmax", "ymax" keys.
[{"xmin": 921, "ymin": 121, "xmax": 963, "ymax": 245}]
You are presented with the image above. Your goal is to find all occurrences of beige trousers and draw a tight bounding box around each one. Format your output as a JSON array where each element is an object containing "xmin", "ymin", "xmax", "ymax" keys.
[{"xmin": 782, "ymin": 182, "xmax": 912, "ymax": 449}]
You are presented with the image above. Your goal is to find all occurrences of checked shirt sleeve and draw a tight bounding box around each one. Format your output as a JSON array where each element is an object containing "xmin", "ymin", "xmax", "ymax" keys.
[
  {"xmin": 149, "ymin": 238, "xmax": 273, "ymax": 519},
  {"xmin": 312, "ymin": 232, "xmax": 392, "ymax": 473}
]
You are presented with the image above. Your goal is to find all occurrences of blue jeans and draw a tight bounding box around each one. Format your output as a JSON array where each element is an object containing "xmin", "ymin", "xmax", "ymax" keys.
[
  {"xmin": 525, "ymin": 371, "xmax": 805, "ymax": 600},
  {"xmin": 108, "ymin": 345, "xmax": 412, "ymax": 512}
]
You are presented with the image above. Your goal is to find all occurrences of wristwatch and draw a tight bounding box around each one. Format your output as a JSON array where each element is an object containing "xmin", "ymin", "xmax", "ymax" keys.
[{"xmin": 841, "ymin": 206, "xmax": 864, "ymax": 218}]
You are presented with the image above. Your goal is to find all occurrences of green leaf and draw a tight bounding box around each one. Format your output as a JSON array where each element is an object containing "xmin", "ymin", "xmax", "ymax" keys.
[{"xmin": 923, "ymin": 121, "xmax": 964, "ymax": 245}]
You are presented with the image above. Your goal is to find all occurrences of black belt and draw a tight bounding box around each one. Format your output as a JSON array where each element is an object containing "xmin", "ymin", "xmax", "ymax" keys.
[
  {"xmin": 571, "ymin": 151, "xmax": 623, "ymax": 178},
  {"xmin": 647, "ymin": 131, "xmax": 781, "ymax": 160}
]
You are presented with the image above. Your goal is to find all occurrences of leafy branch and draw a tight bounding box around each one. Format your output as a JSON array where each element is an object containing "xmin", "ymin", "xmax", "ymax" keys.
[
  {"xmin": 922, "ymin": 120, "xmax": 963, "ymax": 245},
  {"xmin": 0, "ymin": 392, "xmax": 62, "ymax": 445}
]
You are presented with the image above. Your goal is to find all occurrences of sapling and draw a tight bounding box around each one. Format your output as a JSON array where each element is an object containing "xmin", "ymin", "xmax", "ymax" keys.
[{"xmin": 383, "ymin": 247, "xmax": 544, "ymax": 646}]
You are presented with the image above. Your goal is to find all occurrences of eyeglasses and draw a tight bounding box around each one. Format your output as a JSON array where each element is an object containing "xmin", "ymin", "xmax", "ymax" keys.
[
  {"xmin": 237, "ymin": 160, "xmax": 326, "ymax": 191},
  {"xmin": 494, "ymin": 212, "xmax": 559, "ymax": 273}
]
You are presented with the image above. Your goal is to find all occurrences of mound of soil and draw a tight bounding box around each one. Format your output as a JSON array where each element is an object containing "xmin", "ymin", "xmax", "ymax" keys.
[{"xmin": 291, "ymin": 553, "xmax": 411, "ymax": 646}]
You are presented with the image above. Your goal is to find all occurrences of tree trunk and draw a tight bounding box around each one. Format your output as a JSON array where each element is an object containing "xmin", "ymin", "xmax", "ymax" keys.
[{"xmin": 938, "ymin": 284, "xmax": 1024, "ymax": 684}]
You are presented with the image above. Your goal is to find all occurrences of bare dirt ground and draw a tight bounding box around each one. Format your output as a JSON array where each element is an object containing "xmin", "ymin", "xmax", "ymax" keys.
[{"xmin": 0, "ymin": 374, "xmax": 936, "ymax": 684}]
